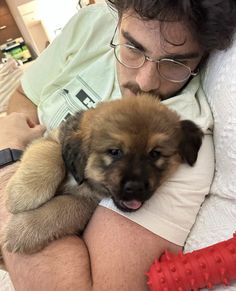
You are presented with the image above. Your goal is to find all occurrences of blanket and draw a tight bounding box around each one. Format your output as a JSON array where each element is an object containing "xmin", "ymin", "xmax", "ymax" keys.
[{"xmin": 0, "ymin": 58, "xmax": 23, "ymax": 116}]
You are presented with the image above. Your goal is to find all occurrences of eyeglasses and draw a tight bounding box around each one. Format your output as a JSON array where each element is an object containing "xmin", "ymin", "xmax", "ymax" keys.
[{"xmin": 110, "ymin": 28, "xmax": 199, "ymax": 83}]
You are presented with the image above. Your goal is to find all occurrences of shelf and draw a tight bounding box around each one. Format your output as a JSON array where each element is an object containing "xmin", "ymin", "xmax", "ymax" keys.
[{"xmin": 0, "ymin": 37, "xmax": 24, "ymax": 52}]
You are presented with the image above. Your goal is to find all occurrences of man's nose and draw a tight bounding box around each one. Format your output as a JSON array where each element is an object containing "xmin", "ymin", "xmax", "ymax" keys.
[{"xmin": 135, "ymin": 61, "xmax": 161, "ymax": 93}]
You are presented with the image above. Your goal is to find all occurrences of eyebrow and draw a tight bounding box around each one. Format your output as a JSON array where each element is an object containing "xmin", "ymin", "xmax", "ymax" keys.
[
  {"xmin": 121, "ymin": 29, "xmax": 201, "ymax": 60},
  {"xmin": 121, "ymin": 30, "xmax": 145, "ymax": 51}
]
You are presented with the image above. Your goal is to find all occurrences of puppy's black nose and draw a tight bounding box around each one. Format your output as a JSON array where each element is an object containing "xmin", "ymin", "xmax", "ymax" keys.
[{"xmin": 123, "ymin": 181, "xmax": 145, "ymax": 195}]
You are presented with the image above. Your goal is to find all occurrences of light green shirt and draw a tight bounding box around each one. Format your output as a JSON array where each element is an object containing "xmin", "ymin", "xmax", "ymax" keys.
[{"xmin": 22, "ymin": 3, "xmax": 213, "ymax": 133}]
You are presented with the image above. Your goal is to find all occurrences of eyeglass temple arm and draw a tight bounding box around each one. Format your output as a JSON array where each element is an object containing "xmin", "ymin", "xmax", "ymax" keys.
[
  {"xmin": 110, "ymin": 25, "xmax": 119, "ymax": 47},
  {"xmin": 191, "ymin": 68, "xmax": 199, "ymax": 76}
]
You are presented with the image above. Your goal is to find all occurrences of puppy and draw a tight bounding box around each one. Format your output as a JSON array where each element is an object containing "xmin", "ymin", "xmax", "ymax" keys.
[{"xmin": 2, "ymin": 94, "xmax": 203, "ymax": 254}]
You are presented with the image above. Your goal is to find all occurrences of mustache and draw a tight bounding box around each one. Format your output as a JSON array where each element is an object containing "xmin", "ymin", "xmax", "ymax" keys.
[{"xmin": 123, "ymin": 82, "xmax": 161, "ymax": 98}]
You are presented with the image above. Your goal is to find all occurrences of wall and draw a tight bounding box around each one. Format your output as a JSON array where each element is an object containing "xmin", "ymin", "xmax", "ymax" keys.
[
  {"xmin": 27, "ymin": 20, "xmax": 48, "ymax": 53},
  {"xmin": 36, "ymin": 0, "xmax": 79, "ymax": 41}
]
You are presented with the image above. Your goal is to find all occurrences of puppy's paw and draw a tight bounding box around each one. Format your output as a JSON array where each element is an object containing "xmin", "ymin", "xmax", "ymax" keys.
[
  {"xmin": 6, "ymin": 179, "xmax": 43, "ymax": 214},
  {"xmin": 6, "ymin": 142, "xmax": 66, "ymax": 214},
  {"xmin": 6, "ymin": 182, "xmax": 33, "ymax": 214},
  {"xmin": 3, "ymin": 212, "xmax": 56, "ymax": 254},
  {"xmin": 6, "ymin": 173, "xmax": 60, "ymax": 214}
]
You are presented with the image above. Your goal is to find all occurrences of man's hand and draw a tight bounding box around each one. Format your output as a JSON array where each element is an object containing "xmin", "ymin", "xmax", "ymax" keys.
[{"xmin": 0, "ymin": 113, "xmax": 46, "ymax": 150}]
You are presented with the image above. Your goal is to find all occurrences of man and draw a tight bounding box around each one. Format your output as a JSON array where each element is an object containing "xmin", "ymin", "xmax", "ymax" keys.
[{"xmin": 0, "ymin": 1, "xmax": 235, "ymax": 290}]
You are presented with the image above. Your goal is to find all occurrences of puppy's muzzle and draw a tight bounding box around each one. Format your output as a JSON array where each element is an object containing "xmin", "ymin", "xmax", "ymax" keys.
[
  {"xmin": 114, "ymin": 180, "xmax": 150, "ymax": 212},
  {"xmin": 123, "ymin": 180, "xmax": 147, "ymax": 196}
]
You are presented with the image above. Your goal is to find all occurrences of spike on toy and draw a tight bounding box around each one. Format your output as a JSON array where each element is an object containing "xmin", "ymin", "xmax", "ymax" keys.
[
  {"xmin": 185, "ymin": 269, "xmax": 192, "ymax": 275},
  {"xmin": 146, "ymin": 234, "xmax": 236, "ymax": 291},
  {"xmin": 207, "ymin": 281, "xmax": 213, "ymax": 289},
  {"xmin": 190, "ymin": 278, "xmax": 196, "ymax": 288}
]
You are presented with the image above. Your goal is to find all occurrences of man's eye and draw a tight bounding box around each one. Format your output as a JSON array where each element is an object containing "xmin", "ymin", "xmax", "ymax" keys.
[
  {"xmin": 175, "ymin": 59, "xmax": 189, "ymax": 66},
  {"xmin": 149, "ymin": 149, "xmax": 161, "ymax": 160},
  {"xmin": 107, "ymin": 149, "xmax": 123, "ymax": 158},
  {"xmin": 126, "ymin": 44, "xmax": 141, "ymax": 54}
]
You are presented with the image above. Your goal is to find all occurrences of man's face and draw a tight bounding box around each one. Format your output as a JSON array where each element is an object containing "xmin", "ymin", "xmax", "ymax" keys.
[{"xmin": 116, "ymin": 11, "xmax": 204, "ymax": 99}]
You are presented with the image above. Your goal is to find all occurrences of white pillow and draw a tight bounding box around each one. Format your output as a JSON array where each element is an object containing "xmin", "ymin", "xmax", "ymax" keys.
[
  {"xmin": 185, "ymin": 41, "xmax": 236, "ymax": 291},
  {"xmin": 202, "ymin": 34, "xmax": 236, "ymax": 199}
]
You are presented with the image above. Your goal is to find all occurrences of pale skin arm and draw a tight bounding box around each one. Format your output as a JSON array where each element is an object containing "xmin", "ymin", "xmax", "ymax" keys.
[
  {"xmin": 1, "ymin": 86, "xmax": 181, "ymax": 291},
  {"xmin": 2, "ymin": 207, "xmax": 180, "ymax": 291},
  {"xmin": 7, "ymin": 84, "xmax": 39, "ymax": 125}
]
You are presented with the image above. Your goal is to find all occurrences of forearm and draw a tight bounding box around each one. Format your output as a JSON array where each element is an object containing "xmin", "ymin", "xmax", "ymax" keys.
[
  {"xmin": 0, "ymin": 165, "xmax": 18, "ymax": 233},
  {"xmin": 1, "ymin": 206, "xmax": 181, "ymax": 291},
  {"xmin": 7, "ymin": 85, "xmax": 39, "ymax": 125},
  {"xmin": 3, "ymin": 236, "xmax": 92, "ymax": 291}
]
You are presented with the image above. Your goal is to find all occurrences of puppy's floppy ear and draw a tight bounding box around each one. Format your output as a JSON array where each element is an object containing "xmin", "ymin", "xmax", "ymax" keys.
[
  {"xmin": 179, "ymin": 120, "xmax": 204, "ymax": 166},
  {"xmin": 60, "ymin": 111, "xmax": 89, "ymax": 184}
]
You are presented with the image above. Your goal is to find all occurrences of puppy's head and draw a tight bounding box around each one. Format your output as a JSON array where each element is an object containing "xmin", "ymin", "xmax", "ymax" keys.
[{"xmin": 60, "ymin": 95, "xmax": 203, "ymax": 212}]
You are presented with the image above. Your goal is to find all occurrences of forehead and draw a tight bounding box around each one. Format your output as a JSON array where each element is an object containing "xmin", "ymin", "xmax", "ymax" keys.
[
  {"xmin": 90, "ymin": 98, "xmax": 181, "ymax": 152},
  {"xmin": 119, "ymin": 10, "xmax": 202, "ymax": 57}
]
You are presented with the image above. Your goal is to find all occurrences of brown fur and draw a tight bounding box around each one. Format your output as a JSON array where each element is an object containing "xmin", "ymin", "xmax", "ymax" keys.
[{"xmin": 1, "ymin": 94, "xmax": 203, "ymax": 254}]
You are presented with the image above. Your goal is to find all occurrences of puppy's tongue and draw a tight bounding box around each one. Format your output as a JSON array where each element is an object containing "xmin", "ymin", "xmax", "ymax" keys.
[{"xmin": 122, "ymin": 200, "xmax": 142, "ymax": 210}]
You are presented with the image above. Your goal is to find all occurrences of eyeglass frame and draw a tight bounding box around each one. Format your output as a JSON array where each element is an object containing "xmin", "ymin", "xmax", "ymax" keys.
[{"xmin": 109, "ymin": 26, "xmax": 199, "ymax": 83}]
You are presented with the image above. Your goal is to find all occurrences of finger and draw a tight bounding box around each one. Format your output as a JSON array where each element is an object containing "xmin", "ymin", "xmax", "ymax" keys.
[
  {"xmin": 33, "ymin": 124, "xmax": 47, "ymax": 136},
  {"xmin": 26, "ymin": 118, "xmax": 36, "ymax": 128}
]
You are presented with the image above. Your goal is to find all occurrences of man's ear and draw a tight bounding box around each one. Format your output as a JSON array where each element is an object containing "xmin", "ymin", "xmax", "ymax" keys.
[
  {"xmin": 179, "ymin": 120, "xmax": 204, "ymax": 166},
  {"xmin": 60, "ymin": 111, "xmax": 89, "ymax": 184}
]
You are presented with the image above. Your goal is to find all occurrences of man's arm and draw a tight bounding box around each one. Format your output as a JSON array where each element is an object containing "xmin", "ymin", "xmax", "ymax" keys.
[
  {"xmin": 2, "ymin": 207, "xmax": 180, "ymax": 291},
  {"xmin": 7, "ymin": 84, "xmax": 39, "ymax": 124}
]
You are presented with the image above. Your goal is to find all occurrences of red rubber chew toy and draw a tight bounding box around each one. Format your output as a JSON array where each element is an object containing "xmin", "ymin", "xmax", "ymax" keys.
[{"xmin": 147, "ymin": 233, "xmax": 236, "ymax": 291}]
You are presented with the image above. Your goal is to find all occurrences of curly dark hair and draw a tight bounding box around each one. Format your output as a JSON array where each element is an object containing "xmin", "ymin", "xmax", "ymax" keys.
[{"xmin": 106, "ymin": 0, "xmax": 236, "ymax": 52}]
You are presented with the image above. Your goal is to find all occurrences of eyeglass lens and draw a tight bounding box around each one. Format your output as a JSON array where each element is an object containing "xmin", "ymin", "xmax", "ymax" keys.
[{"xmin": 115, "ymin": 44, "xmax": 191, "ymax": 82}]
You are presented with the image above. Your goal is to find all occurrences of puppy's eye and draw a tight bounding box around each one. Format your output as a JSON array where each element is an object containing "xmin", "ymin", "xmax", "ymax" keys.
[
  {"xmin": 149, "ymin": 149, "xmax": 161, "ymax": 160},
  {"xmin": 107, "ymin": 149, "xmax": 123, "ymax": 158}
]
